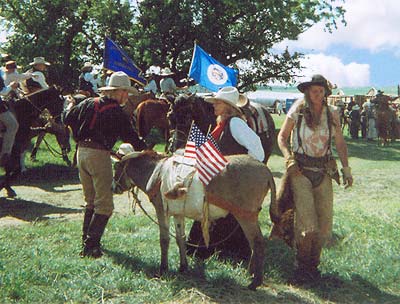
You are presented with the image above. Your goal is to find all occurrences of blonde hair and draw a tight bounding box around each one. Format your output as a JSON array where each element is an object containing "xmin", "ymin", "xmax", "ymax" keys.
[{"xmin": 216, "ymin": 103, "xmax": 245, "ymax": 123}]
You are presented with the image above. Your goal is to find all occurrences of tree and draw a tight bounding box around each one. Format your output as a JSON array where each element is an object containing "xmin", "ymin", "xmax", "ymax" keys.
[
  {"xmin": 131, "ymin": 0, "xmax": 346, "ymax": 90},
  {"xmin": 0, "ymin": 0, "xmax": 136, "ymax": 89}
]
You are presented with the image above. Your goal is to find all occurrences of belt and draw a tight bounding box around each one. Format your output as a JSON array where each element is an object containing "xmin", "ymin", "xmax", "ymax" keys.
[{"xmin": 78, "ymin": 139, "xmax": 108, "ymax": 151}]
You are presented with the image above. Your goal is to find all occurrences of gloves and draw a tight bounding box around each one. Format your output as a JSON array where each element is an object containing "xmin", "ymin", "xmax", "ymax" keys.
[
  {"xmin": 285, "ymin": 155, "xmax": 301, "ymax": 176},
  {"xmin": 341, "ymin": 167, "xmax": 353, "ymax": 189}
]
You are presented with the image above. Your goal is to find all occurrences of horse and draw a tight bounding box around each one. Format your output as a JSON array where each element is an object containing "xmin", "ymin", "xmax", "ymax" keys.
[
  {"xmin": 374, "ymin": 95, "xmax": 397, "ymax": 146},
  {"xmin": 135, "ymin": 98, "xmax": 171, "ymax": 150},
  {"xmin": 167, "ymin": 94, "xmax": 276, "ymax": 164},
  {"xmin": 0, "ymin": 86, "xmax": 70, "ymax": 197},
  {"xmin": 113, "ymin": 150, "xmax": 276, "ymax": 290}
]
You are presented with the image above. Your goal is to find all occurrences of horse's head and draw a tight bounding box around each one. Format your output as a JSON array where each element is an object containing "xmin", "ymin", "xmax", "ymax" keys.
[{"xmin": 167, "ymin": 94, "xmax": 216, "ymax": 152}]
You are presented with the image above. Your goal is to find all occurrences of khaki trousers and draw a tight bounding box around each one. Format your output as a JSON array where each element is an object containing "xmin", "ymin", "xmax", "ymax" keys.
[
  {"xmin": 0, "ymin": 111, "xmax": 19, "ymax": 156},
  {"xmin": 77, "ymin": 147, "xmax": 113, "ymax": 216},
  {"xmin": 290, "ymin": 173, "xmax": 333, "ymax": 267}
]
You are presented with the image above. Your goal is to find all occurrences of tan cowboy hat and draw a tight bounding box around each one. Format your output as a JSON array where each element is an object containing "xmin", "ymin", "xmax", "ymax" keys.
[
  {"xmin": 4, "ymin": 60, "xmax": 20, "ymax": 70},
  {"xmin": 98, "ymin": 71, "xmax": 139, "ymax": 95},
  {"xmin": 81, "ymin": 62, "xmax": 93, "ymax": 72},
  {"xmin": 205, "ymin": 86, "xmax": 247, "ymax": 112},
  {"xmin": 30, "ymin": 56, "xmax": 51, "ymax": 66},
  {"xmin": 160, "ymin": 67, "xmax": 174, "ymax": 76},
  {"xmin": 297, "ymin": 74, "xmax": 332, "ymax": 97}
]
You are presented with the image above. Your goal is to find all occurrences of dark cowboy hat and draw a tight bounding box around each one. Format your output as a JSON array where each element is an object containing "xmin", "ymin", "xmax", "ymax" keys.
[{"xmin": 297, "ymin": 74, "xmax": 332, "ymax": 97}]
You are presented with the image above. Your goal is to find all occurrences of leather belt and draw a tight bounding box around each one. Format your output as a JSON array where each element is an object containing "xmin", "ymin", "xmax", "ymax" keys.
[{"xmin": 78, "ymin": 139, "xmax": 108, "ymax": 151}]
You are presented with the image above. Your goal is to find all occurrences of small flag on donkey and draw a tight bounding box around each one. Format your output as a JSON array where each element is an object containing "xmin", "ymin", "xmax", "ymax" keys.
[{"xmin": 184, "ymin": 124, "xmax": 228, "ymax": 185}]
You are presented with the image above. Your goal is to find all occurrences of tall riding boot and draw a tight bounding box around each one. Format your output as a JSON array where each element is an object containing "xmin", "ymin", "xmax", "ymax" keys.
[
  {"xmin": 81, "ymin": 208, "xmax": 95, "ymax": 245},
  {"xmin": 80, "ymin": 214, "xmax": 109, "ymax": 259},
  {"xmin": 291, "ymin": 232, "xmax": 320, "ymax": 284}
]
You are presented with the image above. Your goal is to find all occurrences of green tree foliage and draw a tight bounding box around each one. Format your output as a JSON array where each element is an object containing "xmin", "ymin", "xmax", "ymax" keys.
[
  {"xmin": 1, "ymin": 0, "xmax": 345, "ymax": 90},
  {"xmin": 0, "ymin": 0, "xmax": 135, "ymax": 88},
  {"xmin": 131, "ymin": 0, "xmax": 346, "ymax": 90}
]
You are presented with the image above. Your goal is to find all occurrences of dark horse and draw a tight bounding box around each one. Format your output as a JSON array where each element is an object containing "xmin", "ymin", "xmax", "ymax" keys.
[
  {"xmin": 167, "ymin": 94, "xmax": 276, "ymax": 163},
  {"xmin": 0, "ymin": 87, "xmax": 71, "ymax": 197},
  {"xmin": 167, "ymin": 93, "xmax": 276, "ymax": 260}
]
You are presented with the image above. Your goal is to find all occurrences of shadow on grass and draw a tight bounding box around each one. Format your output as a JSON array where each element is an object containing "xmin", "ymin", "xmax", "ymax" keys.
[
  {"xmin": 0, "ymin": 197, "xmax": 81, "ymax": 222},
  {"xmin": 3, "ymin": 164, "xmax": 81, "ymax": 193},
  {"xmin": 342, "ymin": 139, "xmax": 400, "ymax": 161},
  {"xmin": 105, "ymin": 247, "xmax": 310, "ymax": 303},
  {"xmin": 266, "ymin": 239, "xmax": 400, "ymax": 303}
]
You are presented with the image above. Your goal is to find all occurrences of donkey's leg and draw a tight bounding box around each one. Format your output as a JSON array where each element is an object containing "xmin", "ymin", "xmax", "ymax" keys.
[
  {"xmin": 173, "ymin": 216, "xmax": 188, "ymax": 272},
  {"xmin": 153, "ymin": 198, "xmax": 170, "ymax": 274},
  {"xmin": 235, "ymin": 217, "xmax": 265, "ymax": 290}
]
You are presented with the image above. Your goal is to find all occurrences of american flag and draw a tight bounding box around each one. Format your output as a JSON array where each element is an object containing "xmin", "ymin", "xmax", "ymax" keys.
[{"xmin": 184, "ymin": 124, "xmax": 228, "ymax": 185}]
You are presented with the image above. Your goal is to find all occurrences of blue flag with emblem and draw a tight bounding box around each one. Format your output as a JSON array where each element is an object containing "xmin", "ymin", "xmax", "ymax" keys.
[
  {"xmin": 189, "ymin": 44, "xmax": 238, "ymax": 92},
  {"xmin": 103, "ymin": 37, "xmax": 146, "ymax": 86}
]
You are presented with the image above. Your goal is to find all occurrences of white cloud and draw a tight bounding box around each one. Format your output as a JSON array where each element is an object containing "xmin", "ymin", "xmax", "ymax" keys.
[
  {"xmin": 276, "ymin": 0, "xmax": 400, "ymax": 54},
  {"xmin": 297, "ymin": 53, "xmax": 370, "ymax": 87}
]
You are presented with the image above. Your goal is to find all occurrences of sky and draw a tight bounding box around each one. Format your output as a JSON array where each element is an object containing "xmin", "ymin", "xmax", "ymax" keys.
[
  {"xmin": 1, "ymin": 0, "xmax": 399, "ymax": 88},
  {"xmin": 274, "ymin": 0, "xmax": 400, "ymax": 88}
]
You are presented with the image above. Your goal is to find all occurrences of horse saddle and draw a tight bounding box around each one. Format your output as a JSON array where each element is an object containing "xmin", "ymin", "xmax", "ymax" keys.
[{"xmin": 240, "ymin": 102, "xmax": 269, "ymax": 134}]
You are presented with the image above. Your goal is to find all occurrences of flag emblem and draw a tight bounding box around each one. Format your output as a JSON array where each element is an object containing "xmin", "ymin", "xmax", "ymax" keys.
[{"xmin": 189, "ymin": 44, "xmax": 238, "ymax": 92}]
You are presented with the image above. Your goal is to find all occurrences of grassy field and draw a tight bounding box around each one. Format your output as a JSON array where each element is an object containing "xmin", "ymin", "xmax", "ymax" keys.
[{"xmin": 0, "ymin": 115, "xmax": 399, "ymax": 303}]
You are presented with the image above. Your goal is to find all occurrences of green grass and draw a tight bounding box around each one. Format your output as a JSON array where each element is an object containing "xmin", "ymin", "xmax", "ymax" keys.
[{"xmin": 0, "ymin": 124, "xmax": 399, "ymax": 303}]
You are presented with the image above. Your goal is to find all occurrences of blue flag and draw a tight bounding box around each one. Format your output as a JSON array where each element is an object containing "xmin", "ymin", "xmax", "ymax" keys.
[
  {"xmin": 103, "ymin": 37, "xmax": 146, "ymax": 86},
  {"xmin": 189, "ymin": 44, "xmax": 238, "ymax": 92}
]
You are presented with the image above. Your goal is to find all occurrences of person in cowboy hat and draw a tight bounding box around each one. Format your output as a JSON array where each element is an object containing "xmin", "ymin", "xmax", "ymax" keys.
[
  {"xmin": 186, "ymin": 86, "xmax": 264, "ymax": 260},
  {"xmin": 23, "ymin": 56, "xmax": 50, "ymax": 94},
  {"xmin": 159, "ymin": 67, "xmax": 187, "ymax": 102},
  {"xmin": 278, "ymin": 74, "xmax": 353, "ymax": 284},
  {"xmin": 78, "ymin": 62, "xmax": 99, "ymax": 97},
  {"xmin": 143, "ymin": 68, "xmax": 158, "ymax": 97},
  {"xmin": 3, "ymin": 61, "xmax": 33, "ymax": 93},
  {"xmin": 63, "ymin": 71, "xmax": 147, "ymax": 259}
]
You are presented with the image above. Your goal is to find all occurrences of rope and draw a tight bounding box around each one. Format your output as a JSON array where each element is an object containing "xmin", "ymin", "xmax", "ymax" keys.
[{"xmin": 42, "ymin": 136, "xmax": 65, "ymax": 157}]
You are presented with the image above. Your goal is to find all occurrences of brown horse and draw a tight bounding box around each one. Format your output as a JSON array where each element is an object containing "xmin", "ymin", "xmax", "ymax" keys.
[
  {"xmin": 135, "ymin": 98, "xmax": 170, "ymax": 150},
  {"xmin": 375, "ymin": 95, "xmax": 397, "ymax": 146},
  {"xmin": 113, "ymin": 150, "xmax": 275, "ymax": 290}
]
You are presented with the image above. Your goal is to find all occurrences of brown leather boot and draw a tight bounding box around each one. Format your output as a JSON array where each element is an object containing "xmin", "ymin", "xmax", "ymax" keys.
[
  {"xmin": 80, "ymin": 214, "xmax": 109, "ymax": 258},
  {"xmin": 290, "ymin": 232, "xmax": 321, "ymax": 285}
]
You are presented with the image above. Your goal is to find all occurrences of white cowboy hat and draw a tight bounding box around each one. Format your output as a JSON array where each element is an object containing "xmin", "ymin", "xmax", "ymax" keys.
[
  {"xmin": 98, "ymin": 71, "xmax": 139, "ymax": 95},
  {"xmin": 205, "ymin": 86, "xmax": 247, "ymax": 112},
  {"xmin": 81, "ymin": 62, "xmax": 93, "ymax": 72},
  {"xmin": 30, "ymin": 57, "xmax": 51, "ymax": 66},
  {"xmin": 116, "ymin": 143, "xmax": 146, "ymax": 161},
  {"xmin": 160, "ymin": 67, "xmax": 174, "ymax": 76}
]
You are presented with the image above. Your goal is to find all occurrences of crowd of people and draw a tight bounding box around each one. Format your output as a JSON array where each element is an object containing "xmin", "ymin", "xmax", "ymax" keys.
[{"xmin": 0, "ymin": 52, "xmax": 355, "ymax": 286}]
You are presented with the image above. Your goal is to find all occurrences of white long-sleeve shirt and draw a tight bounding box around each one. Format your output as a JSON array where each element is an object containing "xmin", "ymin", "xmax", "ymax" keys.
[
  {"xmin": 30, "ymin": 71, "xmax": 49, "ymax": 90},
  {"xmin": 3, "ymin": 71, "xmax": 32, "ymax": 86},
  {"xmin": 229, "ymin": 117, "xmax": 265, "ymax": 162}
]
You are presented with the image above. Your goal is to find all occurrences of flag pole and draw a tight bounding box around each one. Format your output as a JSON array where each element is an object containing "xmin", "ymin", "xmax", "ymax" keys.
[{"xmin": 206, "ymin": 124, "xmax": 212, "ymax": 136}]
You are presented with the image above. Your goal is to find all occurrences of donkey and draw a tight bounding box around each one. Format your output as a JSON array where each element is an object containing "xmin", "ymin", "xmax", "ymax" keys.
[{"xmin": 113, "ymin": 150, "xmax": 276, "ymax": 290}]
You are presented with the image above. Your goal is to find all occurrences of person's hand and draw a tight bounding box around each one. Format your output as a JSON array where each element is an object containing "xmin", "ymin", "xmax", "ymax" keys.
[
  {"xmin": 10, "ymin": 81, "xmax": 18, "ymax": 90},
  {"xmin": 285, "ymin": 155, "xmax": 301, "ymax": 176},
  {"xmin": 341, "ymin": 167, "xmax": 353, "ymax": 189}
]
